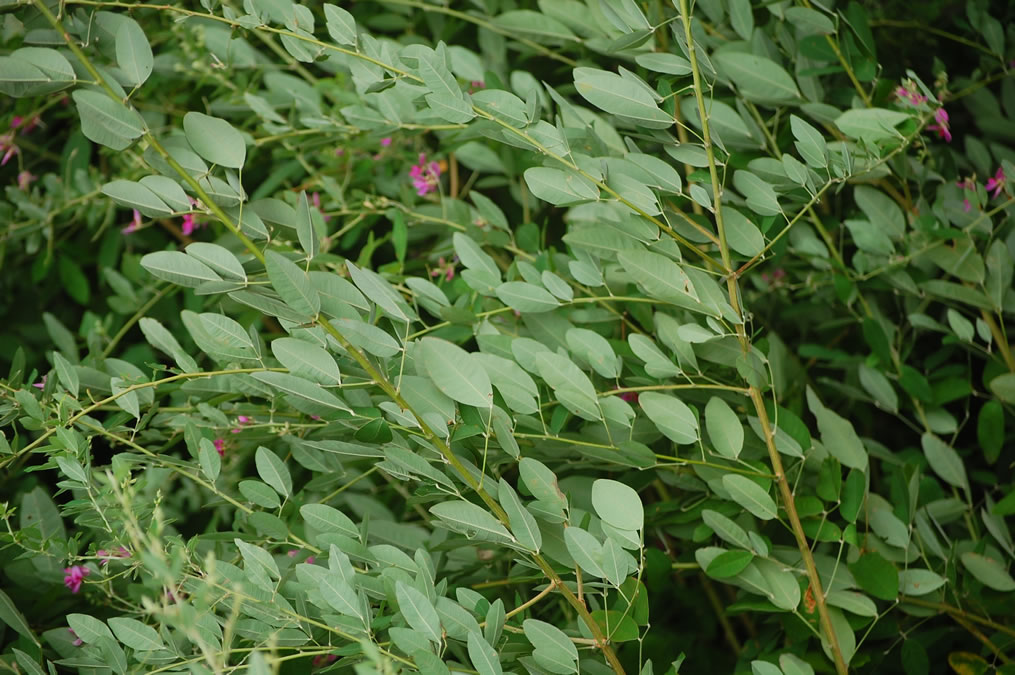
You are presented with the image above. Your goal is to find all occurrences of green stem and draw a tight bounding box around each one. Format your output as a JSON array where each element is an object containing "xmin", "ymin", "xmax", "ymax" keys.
[{"xmin": 677, "ymin": 2, "xmax": 848, "ymax": 673}]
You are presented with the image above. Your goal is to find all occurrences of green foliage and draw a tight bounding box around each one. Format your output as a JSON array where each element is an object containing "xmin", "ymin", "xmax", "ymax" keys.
[{"xmin": 1, "ymin": 0, "xmax": 1015, "ymax": 674}]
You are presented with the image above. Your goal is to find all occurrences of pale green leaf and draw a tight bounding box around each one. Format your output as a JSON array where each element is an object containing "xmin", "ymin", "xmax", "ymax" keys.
[
  {"xmin": 419, "ymin": 337, "xmax": 493, "ymax": 408},
  {"xmin": 639, "ymin": 391, "xmax": 699, "ymax": 444},
  {"xmin": 108, "ymin": 617, "xmax": 164, "ymax": 651},
  {"xmin": 183, "ymin": 111, "xmax": 246, "ymax": 169},
  {"xmin": 499, "ymin": 479, "xmax": 541, "ymax": 552},
  {"xmin": 592, "ymin": 479, "xmax": 643, "ymax": 531},
  {"xmin": 960, "ymin": 552, "xmax": 1015, "ymax": 591},
  {"xmin": 921, "ymin": 433, "xmax": 969, "ymax": 493},
  {"xmin": 264, "ymin": 250, "xmax": 320, "ymax": 317},
  {"xmin": 722, "ymin": 474, "xmax": 778, "ymax": 520},
  {"xmin": 255, "ymin": 446, "xmax": 292, "ymax": 498},
  {"xmin": 271, "ymin": 337, "xmax": 341, "ymax": 386},
  {"xmin": 72, "ymin": 90, "xmax": 145, "ymax": 151},
  {"xmin": 429, "ymin": 500, "xmax": 513, "ymax": 542},
  {"xmin": 115, "ymin": 18, "xmax": 153, "ymax": 86},
  {"xmin": 705, "ymin": 397, "xmax": 744, "ymax": 458},
  {"xmin": 574, "ymin": 67, "xmax": 672, "ymax": 128}
]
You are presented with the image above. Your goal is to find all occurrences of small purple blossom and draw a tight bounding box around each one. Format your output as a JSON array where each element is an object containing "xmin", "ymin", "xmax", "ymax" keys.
[
  {"xmin": 182, "ymin": 198, "xmax": 206, "ymax": 236},
  {"xmin": 32, "ymin": 375, "xmax": 46, "ymax": 389},
  {"xmin": 0, "ymin": 133, "xmax": 17, "ymax": 166},
  {"xmin": 430, "ymin": 256, "xmax": 456, "ymax": 282},
  {"xmin": 122, "ymin": 209, "xmax": 142, "ymax": 235},
  {"xmin": 312, "ymin": 654, "xmax": 338, "ymax": 669},
  {"xmin": 181, "ymin": 213, "xmax": 199, "ymax": 236},
  {"xmin": 11, "ymin": 115, "xmax": 39, "ymax": 134},
  {"xmin": 957, "ymin": 177, "xmax": 977, "ymax": 211},
  {"xmin": 380, "ymin": 137, "xmax": 392, "ymax": 147},
  {"xmin": 214, "ymin": 438, "xmax": 225, "ymax": 457},
  {"xmin": 895, "ymin": 85, "xmax": 927, "ymax": 107},
  {"xmin": 409, "ymin": 153, "xmax": 441, "ymax": 196},
  {"xmin": 311, "ymin": 192, "xmax": 331, "ymax": 222},
  {"xmin": 985, "ymin": 166, "xmax": 1006, "ymax": 198},
  {"xmin": 97, "ymin": 547, "xmax": 131, "ymax": 565},
  {"xmin": 68, "ymin": 628, "xmax": 83, "ymax": 647},
  {"xmin": 927, "ymin": 108, "xmax": 952, "ymax": 142},
  {"xmin": 63, "ymin": 565, "xmax": 90, "ymax": 593},
  {"xmin": 17, "ymin": 170, "xmax": 35, "ymax": 190}
]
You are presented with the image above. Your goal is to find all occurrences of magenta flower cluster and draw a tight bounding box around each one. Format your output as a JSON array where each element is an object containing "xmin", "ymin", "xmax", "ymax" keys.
[
  {"xmin": 927, "ymin": 108, "xmax": 952, "ymax": 143},
  {"xmin": 63, "ymin": 565, "xmax": 89, "ymax": 593},
  {"xmin": 409, "ymin": 153, "xmax": 441, "ymax": 196},
  {"xmin": 430, "ymin": 255, "xmax": 457, "ymax": 282},
  {"xmin": 1, "ymin": 115, "xmax": 38, "ymax": 166},
  {"xmin": 957, "ymin": 167, "xmax": 1006, "ymax": 212},
  {"xmin": 895, "ymin": 86, "xmax": 928, "ymax": 107},
  {"xmin": 214, "ymin": 415, "xmax": 252, "ymax": 456}
]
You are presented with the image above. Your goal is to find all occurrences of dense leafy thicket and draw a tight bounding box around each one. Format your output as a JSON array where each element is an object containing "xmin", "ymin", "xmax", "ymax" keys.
[{"xmin": 1, "ymin": 1, "xmax": 1014, "ymax": 674}]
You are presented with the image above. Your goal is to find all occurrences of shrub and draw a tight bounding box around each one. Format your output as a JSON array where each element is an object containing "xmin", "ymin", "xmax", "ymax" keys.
[{"xmin": 1, "ymin": 0, "xmax": 1014, "ymax": 673}]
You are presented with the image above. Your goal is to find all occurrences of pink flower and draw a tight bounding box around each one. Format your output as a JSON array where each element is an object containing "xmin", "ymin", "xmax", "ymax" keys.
[
  {"xmin": 312, "ymin": 654, "xmax": 338, "ymax": 669},
  {"xmin": 17, "ymin": 170, "xmax": 35, "ymax": 190},
  {"xmin": 380, "ymin": 137, "xmax": 392, "ymax": 147},
  {"xmin": 181, "ymin": 213, "xmax": 199, "ymax": 236},
  {"xmin": 97, "ymin": 547, "xmax": 131, "ymax": 565},
  {"xmin": 122, "ymin": 209, "xmax": 142, "ymax": 235},
  {"xmin": 619, "ymin": 391, "xmax": 639, "ymax": 404},
  {"xmin": 957, "ymin": 177, "xmax": 976, "ymax": 212},
  {"xmin": 468, "ymin": 81, "xmax": 485, "ymax": 94},
  {"xmin": 68, "ymin": 628, "xmax": 83, "ymax": 647},
  {"xmin": 430, "ymin": 256, "xmax": 456, "ymax": 282},
  {"xmin": 182, "ymin": 198, "xmax": 206, "ymax": 236},
  {"xmin": 32, "ymin": 375, "xmax": 46, "ymax": 389},
  {"xmin": 895, "ymin": 86, "xmax": 927, "ymax": 107},
  {"xmin": 63, "ymin": 565, "xmax": 90, "ymax": 593},
  {"xmin": 311, "ymin": 192, "xmax": 330, "ymax": 222},
  {"xmin": 237, "ymin": 415, "xmax": 251, "ymax": 424},
  {"xmin": 927, "ymin": 108, "xmax": 952, "ymax": 142},
  {"xmin": 334, "ymin": 148, "xmax": 344, "ymax": 156},
  {"xmin": 985, "ymin": 166, "xmax": 1006, "ymax": 198},
  {"xmin": 0, "ymin": 133, "xmax": 17, "ymax": 166},
  {"xmin": 11, "ymin": 116, "xmax": 38, "ymax": 134},
  {"xmin": 287, "ymin": 549, "xmax": 299, "ymax": 557},
  {"xmin": 409, "ymin": 153, "xmax": 441, "ymax": 196},
  {"xmin": 306, "ymin": 556, "xmax": 316, "ymax": 564},
  {"xmin": 214, "ymin": 438, "xmax": 225, "ymax": 457}
]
